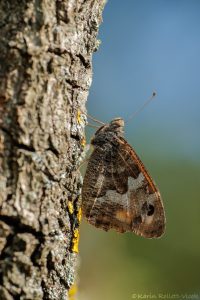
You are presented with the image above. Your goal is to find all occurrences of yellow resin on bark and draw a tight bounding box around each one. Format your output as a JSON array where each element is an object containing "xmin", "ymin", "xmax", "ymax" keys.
[
  {"xmin": 69, "ymin": 283, "xmax": 78, "ymax": 300},
  {"xmin": 68, "ymin": 201, "xmax": 74, "ymax": 215},
  {"xmin": 71, "ymin": 207, "xmax": 82, "ymax": 253}
]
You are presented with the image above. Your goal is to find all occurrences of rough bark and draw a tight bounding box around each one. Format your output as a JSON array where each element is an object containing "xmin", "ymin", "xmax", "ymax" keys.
[{"xmin": 0, "ymin": 1, "xmax": 106, "ymax": 299}]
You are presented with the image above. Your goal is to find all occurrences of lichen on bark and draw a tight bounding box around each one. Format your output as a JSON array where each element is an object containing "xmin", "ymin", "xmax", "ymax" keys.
[{"xmin": 0, "ymin": 1, "xmax": 106, "ymax": 299}]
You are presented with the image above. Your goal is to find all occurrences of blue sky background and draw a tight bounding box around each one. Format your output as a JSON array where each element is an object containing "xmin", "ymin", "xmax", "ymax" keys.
[
  {"xmin": 87, "ymin": 0, "xmax": 200, "ymax": 163},
  {"xmin": 80, "ymin": 2, "xmax": 200, "ymax": 299}
]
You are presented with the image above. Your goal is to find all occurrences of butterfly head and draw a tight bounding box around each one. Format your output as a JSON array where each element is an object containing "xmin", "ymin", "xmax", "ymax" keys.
[
  {"xmin": 109, "ymin": 118, "xmax": 124, "ymax": 131},
  {"xmin": 91, "ymin": 117, "xmax": 124, "ymax": 146}
]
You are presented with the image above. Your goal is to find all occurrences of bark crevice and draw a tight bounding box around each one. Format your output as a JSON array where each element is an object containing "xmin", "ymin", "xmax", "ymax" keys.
[{"xmin": 0, "ymin": 0, "xmax": 106, "ymax": 298}]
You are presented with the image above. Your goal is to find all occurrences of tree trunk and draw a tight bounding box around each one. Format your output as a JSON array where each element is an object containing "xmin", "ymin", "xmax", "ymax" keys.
[{"xmin": 0, "ymin": 1, "xmax": 105, "ymax": 299}]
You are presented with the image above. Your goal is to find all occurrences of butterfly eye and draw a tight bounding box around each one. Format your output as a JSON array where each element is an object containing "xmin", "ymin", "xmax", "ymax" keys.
[
  {"xmin": 147, "ymin": 204, "xmax": 154, "ymax": 216},
  {"xmin": 142, "ymin": 202, "xmax": 155, "ymax": 216}
]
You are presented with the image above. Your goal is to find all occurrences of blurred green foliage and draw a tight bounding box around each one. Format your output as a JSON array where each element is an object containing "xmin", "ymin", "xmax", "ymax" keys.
[{"xmin": 79, "ymin": 153, "xmax": 200, "ymax": 300}]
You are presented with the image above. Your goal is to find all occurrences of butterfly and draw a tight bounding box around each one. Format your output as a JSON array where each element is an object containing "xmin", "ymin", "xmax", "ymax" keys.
[{"xmin": 81, "ymin": 117, "xmax": 165, "ymax": 238}]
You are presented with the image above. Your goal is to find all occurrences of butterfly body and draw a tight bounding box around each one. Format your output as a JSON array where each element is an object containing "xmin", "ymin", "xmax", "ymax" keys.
[{"xmin": 82, "ymin": 118, "xmax": 165, "ymax": 238}]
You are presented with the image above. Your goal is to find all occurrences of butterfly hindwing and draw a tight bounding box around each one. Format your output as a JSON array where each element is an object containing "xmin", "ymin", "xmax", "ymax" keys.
[
  {"xmin": 82, "ymin": 135, "xmax": 165, "ymax": 238},
  {"xmin": 114, "ymin": 137, "xmax": 165, "ymax": 237}
]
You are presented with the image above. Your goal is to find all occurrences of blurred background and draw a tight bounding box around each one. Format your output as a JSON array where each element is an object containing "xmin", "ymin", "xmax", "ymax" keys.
[{"xmin": 79, "ymin": 1, "xmax": 200, "ymax": 299}]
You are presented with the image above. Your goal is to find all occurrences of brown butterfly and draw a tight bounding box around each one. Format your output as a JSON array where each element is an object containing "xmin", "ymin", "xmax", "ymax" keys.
[{"xmin": 81, "ymin": 118, "xmax": 165, "ymax": 238}]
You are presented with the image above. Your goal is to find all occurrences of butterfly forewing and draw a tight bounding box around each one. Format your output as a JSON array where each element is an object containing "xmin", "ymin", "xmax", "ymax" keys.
[{"xmin": 82, "ymin": 119, "xmax": 165, "ymax": 238}]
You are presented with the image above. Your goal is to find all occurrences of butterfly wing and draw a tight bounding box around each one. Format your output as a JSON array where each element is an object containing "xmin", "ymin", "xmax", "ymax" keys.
[{"xmin": 82, "ymin": 137, "xmax": 165, "ymax": 238}]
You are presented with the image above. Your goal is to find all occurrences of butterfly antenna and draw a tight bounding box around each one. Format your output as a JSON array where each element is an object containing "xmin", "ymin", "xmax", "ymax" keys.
[
  {"xmin": 127, "ymin": 91, "xmax": 157, "ymax": 122},
  {"xmin": 85, "ymin": 113, "xmax": 105, "ymax": 125},
  {"xmin": 87, "ymin": 123, "xmax": 101, "ymax": 129},
  {"xmin": 79, "ymin": 108, "xmax": 105, "ymax": 125}
]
